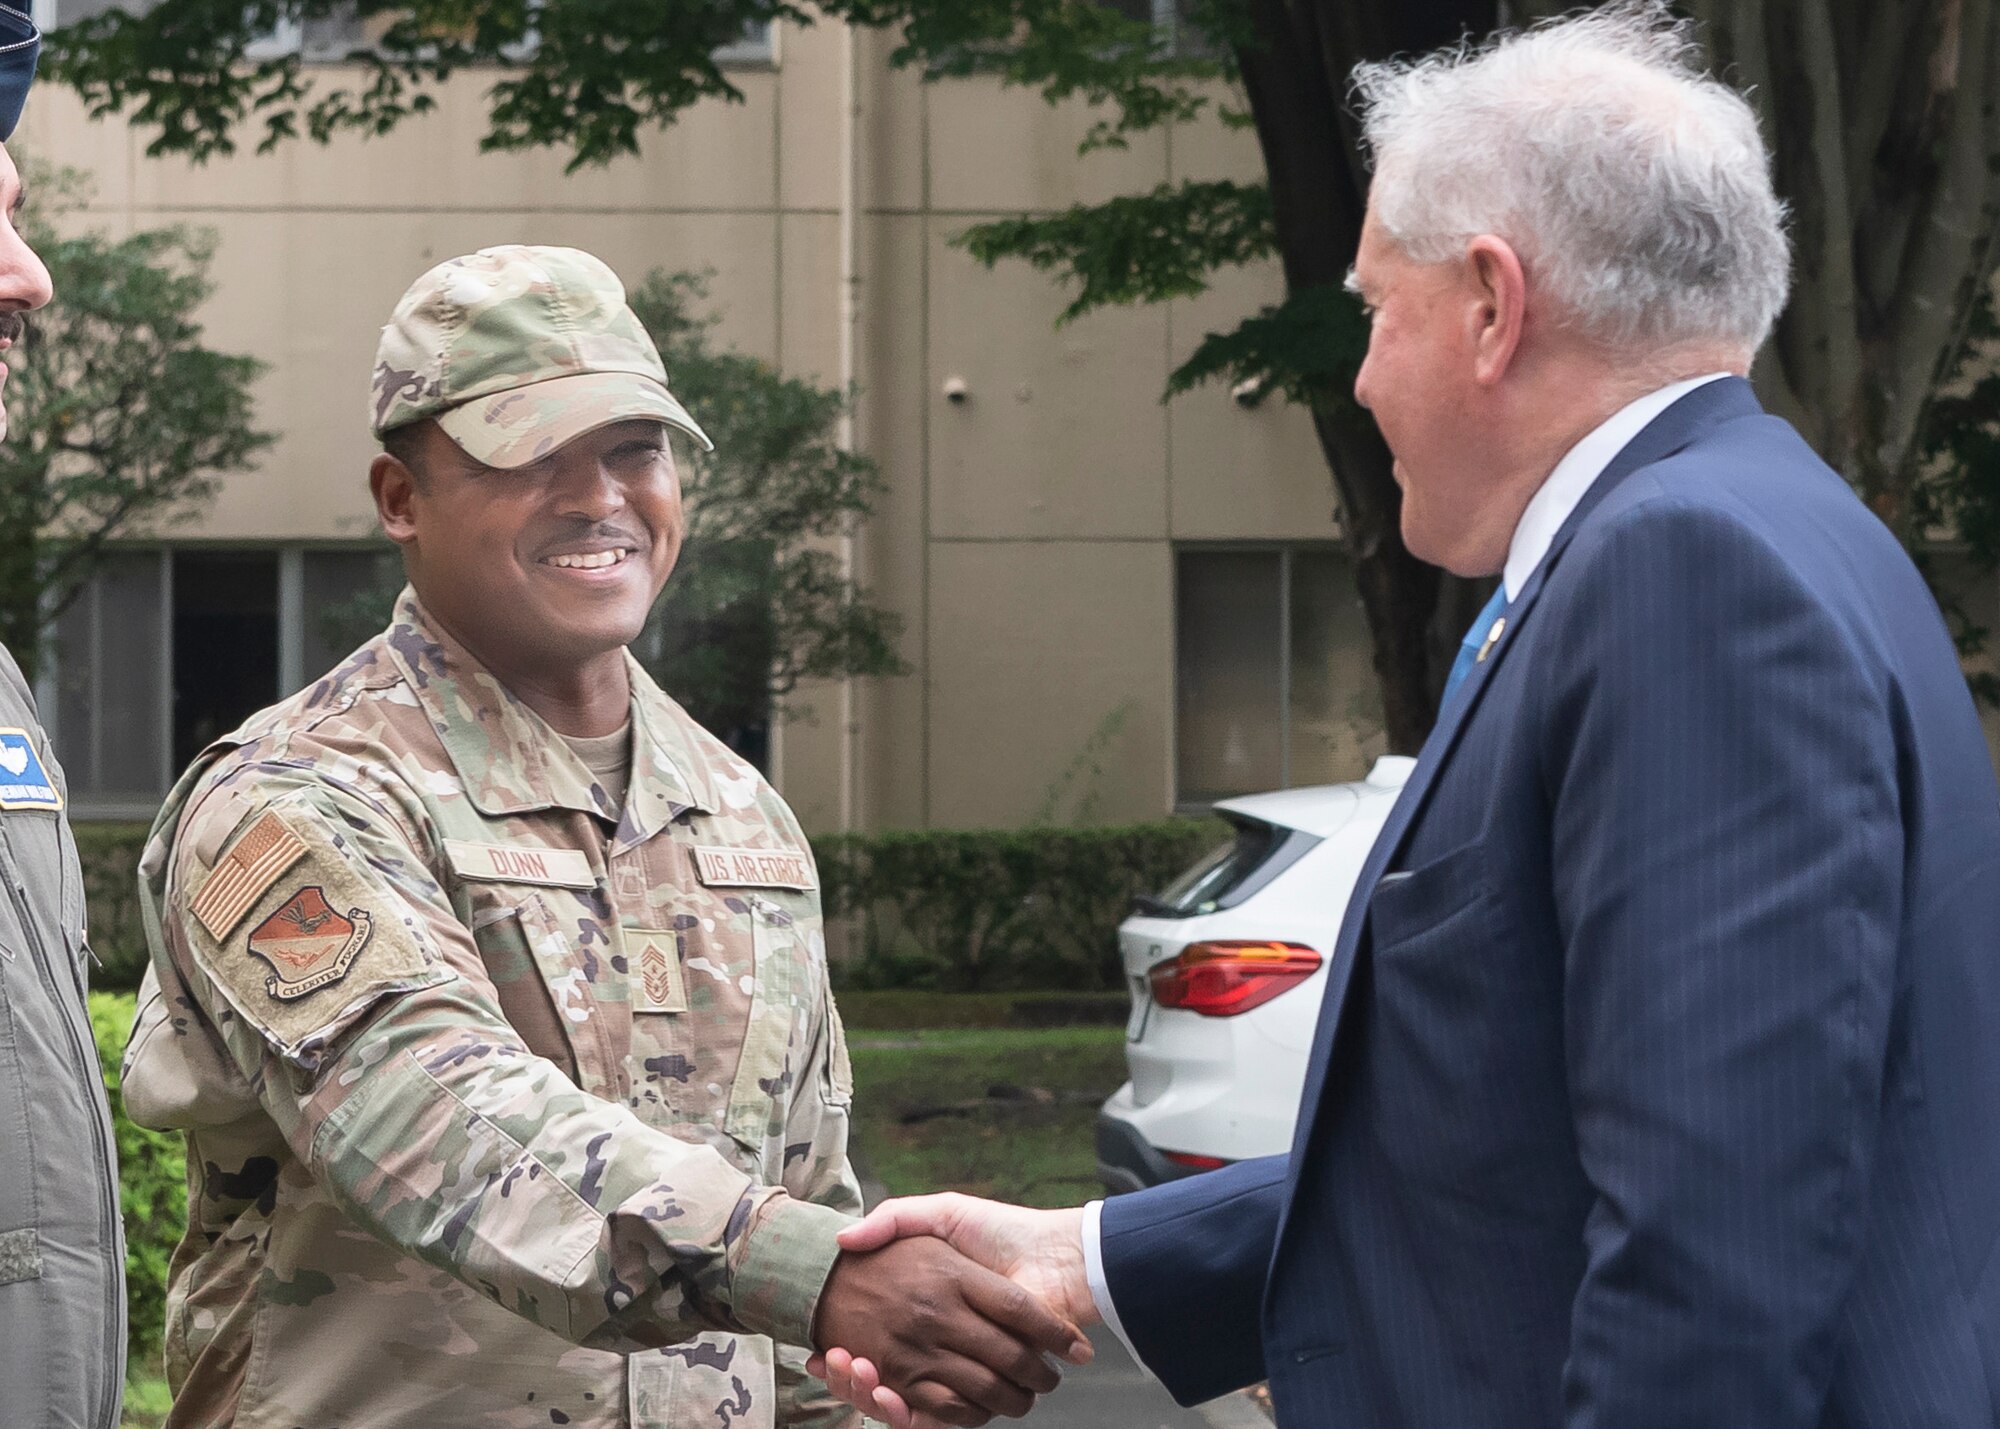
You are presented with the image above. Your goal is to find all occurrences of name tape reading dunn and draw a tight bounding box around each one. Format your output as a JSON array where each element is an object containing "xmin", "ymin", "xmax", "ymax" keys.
[{"xmin": 444, "ymin": 840, "xmax": 596, "ymax": 889}]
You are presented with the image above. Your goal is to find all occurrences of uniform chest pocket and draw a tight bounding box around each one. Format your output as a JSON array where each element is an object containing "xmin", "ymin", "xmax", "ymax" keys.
[
  {"xmin": 0, "ymin": 811, "xmax": 84, "ymax": 991},
  {"xmin": 469, "ymin": 892, "xmax": 630, "ymax": 1097},
  {"xmin": 722, "ymin": 894, "xmax": 816, "ymax": 1156}
]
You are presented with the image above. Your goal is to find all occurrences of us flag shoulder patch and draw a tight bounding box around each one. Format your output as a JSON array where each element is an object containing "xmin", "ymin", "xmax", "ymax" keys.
[{"xmin": 191, "ymin": 811, "xmax": 309, "ymax": 941}]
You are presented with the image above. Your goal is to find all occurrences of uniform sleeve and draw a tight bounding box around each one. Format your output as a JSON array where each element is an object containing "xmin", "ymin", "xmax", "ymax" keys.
[
  {"xmin": 157, "ymin": 762, "xmax": 850, "ymax": 1355},
  {"xmin": 775, "ymin": 961, "xmax": 865, "ymax": 1427}
]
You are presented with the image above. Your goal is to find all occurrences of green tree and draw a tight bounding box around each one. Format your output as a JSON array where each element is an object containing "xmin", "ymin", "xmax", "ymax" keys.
[
  {"xmin": 44, "ymin": 0, "xmax": 2000, "ymax": 741},
  {"xmin": 310, "ymin": 271, "xmax": 905, "ymax": 762},
  {"xmin": 1911, "ymin": 283, "xmax": 2000, "ymax": 704},
  {"xmin": 0, "ymin": 165, "xmax": 268, "ymax": 680},
  {"xmin": 628, "ymin": 271, "xmax": 905, "ymax": 760}
]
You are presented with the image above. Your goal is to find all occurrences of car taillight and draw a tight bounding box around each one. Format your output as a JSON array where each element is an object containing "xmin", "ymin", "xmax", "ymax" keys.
[
  {"xmin": 1163, "ymin": 1151, "xmax": 1232, "ymax": 1172},
  {"xmin": 1147, "ymin": 941, "xmax": 1323, "ymax": 1017}
]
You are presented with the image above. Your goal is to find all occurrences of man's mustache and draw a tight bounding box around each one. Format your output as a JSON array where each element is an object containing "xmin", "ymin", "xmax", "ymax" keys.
[
  {"xmin": 0, "ymin": 311, "xmax": 23, "ymax": 345},
  {"xmin": 536, "ymin": 521, "xmax": 648, "ymax": 554}
]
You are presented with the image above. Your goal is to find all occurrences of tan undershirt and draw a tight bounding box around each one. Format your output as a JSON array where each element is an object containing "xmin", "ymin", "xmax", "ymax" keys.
[{"xmin": 561, "ymin": 723, "xmax": 633, "ymax": 816}]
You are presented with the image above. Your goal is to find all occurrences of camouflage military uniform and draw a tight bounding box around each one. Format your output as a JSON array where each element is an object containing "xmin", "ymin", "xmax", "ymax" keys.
[{"xmin": 124, "ymin": 590, "xmax": 863, "ymax": 1429}]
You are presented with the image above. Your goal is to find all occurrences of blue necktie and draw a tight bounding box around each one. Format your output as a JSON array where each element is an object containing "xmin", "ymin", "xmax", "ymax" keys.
[{"xmin": 1440, "ymin": 584, "xmax": 1509, "ymax": 709}]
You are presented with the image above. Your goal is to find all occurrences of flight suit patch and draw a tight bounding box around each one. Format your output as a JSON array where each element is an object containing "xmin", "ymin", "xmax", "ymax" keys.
[
  {"xmin": 247, "ymin": 888, "xmax": 374, "ymax": 1000},
  {"xmin": 0, "ymin": 728, "xmax": 61, "ymax": 811},
  {"xmin": 627, "ymin": 928, "xmax": 688, "ymax": 1014}
]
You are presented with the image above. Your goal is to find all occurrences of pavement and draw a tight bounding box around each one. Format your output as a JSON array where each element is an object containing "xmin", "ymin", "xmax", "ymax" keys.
[
  {"xmin": 850, "ymin": 1164, "xmax": 1271, "ymax": 1429},
  {"xmin": 1018, "ymin": 1324, "xmax": 1269, "ymax": 1429}
]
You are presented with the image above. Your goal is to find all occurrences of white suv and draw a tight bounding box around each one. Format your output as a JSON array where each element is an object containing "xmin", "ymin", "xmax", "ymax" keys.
[{"xmin": 1096, "ymin": 755, "xmax": 1413, "ymax": 1192}]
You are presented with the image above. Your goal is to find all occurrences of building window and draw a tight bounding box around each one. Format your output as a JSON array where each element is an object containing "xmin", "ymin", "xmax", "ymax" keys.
[
  {"xmin": 1175, "ymin": 546, "xmax": 1381, "ymax": 806},
  {"xmin": 242, "ymin": 6, "xmax": 375, "ymax": 63},
  {"xmin": 1100, "ymin": 0, "xmax": 1218, "ymax": 57},
  {"xmin": 713, "ymin": 20, "xmax": 776, "ymax": 66},
  {"xmin": 47, "ymin": 545, "xmax": 400, "ymax": 817}
]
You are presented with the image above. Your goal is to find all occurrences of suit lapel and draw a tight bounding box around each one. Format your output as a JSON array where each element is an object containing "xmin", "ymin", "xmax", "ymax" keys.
[{"xmin": 1273, "ymin": 377, "xmax": 1763, "ymax": 1225}]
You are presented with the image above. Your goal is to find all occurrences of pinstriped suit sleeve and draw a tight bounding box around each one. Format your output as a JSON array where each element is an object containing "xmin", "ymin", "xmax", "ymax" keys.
[
  {"xmin": 1538, "ymin": 498, "xmax": 1901, "ymax": 1427},
  {"xmin": 1097, "ymin": 1155, "xmax": 1287, "ymax": 1403}
]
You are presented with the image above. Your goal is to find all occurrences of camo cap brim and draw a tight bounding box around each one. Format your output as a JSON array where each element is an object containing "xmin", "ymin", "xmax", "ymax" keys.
[
  {"xmin": 371, "ymin": 244, "xmax": 715, "ymax": 468},
  {"xmin": 434, "ymin": 371, "xmax": 715, "ymax": 470}
]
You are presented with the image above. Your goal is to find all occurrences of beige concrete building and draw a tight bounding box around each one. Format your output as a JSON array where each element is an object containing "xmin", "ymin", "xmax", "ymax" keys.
[
  {"xmin": 21, "ymin": 10, "xmax": 1397, "ymax": 831},
  {"xmin": 21, "ymin": 8, "xmax": 1998, "ymax": 828}
]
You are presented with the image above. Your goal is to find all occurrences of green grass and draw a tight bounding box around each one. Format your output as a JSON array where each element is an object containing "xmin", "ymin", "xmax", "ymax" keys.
[
  {"xmin": 122, "ymin": 1374, "xmax": 171, "ymax": 1427},
  {"xmin": 847, "ymin": 1026, "xmax": 1129, "ymax": 1208}
]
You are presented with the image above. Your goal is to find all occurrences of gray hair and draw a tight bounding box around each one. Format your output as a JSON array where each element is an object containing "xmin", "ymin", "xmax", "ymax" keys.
[{"xmin": 1352, "ymin": 2, "xmax": 1790, "ymax": 357}]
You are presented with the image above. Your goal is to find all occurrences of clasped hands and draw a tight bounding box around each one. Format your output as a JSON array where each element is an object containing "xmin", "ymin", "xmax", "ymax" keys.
[{"xmin": 809, "ymin": 1195, "xmax": 1096, "ymax": 1428}]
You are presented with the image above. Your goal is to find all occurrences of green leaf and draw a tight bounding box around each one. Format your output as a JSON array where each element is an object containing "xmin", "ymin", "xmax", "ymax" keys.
[
  {"xmin": 45, "ymin": 0, "xmax": 1247, "ymax": 167},
  {"xmin": 0, "ymin": 162, "xmax": 272, "ymax": 679},
  {"xmin": 624, "ymin": 272, "xmax": 907, "ymax": 745},
  {"xmin": 956, "ymin": 180, "xmax": 1274, "ymax": 323},
  {"xmin": 1167, "ymin": 283, "xmax": 1369, "ymax": 408}
]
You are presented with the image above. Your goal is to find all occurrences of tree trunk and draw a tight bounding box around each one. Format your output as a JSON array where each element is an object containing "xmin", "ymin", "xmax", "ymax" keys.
[
  {"xmin": 1236, "ymin": 0, "xmax": 1498, "ymax": 752},
  {"xmin": 1295, "ymin": 0, "xmax": 2000, "ymax": 734},
  {"xmin": 1508, "ymin": 0, "xmax": 2000, "ymax": 532},
  {"xmin": 0, "ymin": 531, "xmax": 43, "ymax": 686}
]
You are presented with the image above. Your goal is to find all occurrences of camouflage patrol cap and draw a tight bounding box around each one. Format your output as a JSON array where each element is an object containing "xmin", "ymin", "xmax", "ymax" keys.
[
  {"xmin": 370, "ymin": 244, "xmax": 713, "ymax": 469},
  {"xmin": 0, "ymin": 3, "xmax": 40, "ymax": 142}
]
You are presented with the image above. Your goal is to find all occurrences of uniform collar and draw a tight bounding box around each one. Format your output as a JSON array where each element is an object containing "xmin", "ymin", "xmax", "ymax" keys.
[{"xmin": 381, "ymin": 588, "xmax": 716, "ymax": 824}]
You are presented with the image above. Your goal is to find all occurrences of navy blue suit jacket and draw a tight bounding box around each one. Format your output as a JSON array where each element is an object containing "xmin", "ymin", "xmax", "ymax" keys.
[{"xmin": 1101, "ymin": 379, "xmax": 2000, "ymax": 1426}]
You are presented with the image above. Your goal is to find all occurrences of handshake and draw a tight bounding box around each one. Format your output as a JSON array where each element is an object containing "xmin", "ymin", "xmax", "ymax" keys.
[{"xmin": 809, "ymin": 1195, "xmax": 1096, "ymax": 1429}]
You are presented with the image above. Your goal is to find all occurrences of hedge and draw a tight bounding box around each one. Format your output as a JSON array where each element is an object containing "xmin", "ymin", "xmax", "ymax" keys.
[
  {"xmin": 78, "ymin": 816, "xmax": 1230, "ymax": 994},
  {"xmin": 87, "ymin": 990, "xmax": 187, "ymax": 1379},
  {"xmin": 834, "ymin": 988, "xmax": 1132, "ymax": 1030},
  {"xmin": 77, "ymin": 822, "xmax": 153, "ymax": 993},
  {"xmin": 818, "ymin": 820, "xmax": 1226, "ymax": 991}
]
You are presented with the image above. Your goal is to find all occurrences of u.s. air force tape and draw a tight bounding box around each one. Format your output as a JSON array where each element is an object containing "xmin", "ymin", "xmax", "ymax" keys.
[{"xmin": 691, "ymin": 846, "xmax": 816, "ymax": 891}]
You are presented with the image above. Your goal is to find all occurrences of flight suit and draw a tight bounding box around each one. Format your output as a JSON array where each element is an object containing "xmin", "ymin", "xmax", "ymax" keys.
[{"xmin": 0, "ymin": 643, "xmax": 125, "ymax": 1429}]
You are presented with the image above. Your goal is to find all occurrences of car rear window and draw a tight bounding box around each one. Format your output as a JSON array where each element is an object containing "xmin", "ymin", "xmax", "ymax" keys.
[{"xmin": 1136, "ymin": 815, "xmax": 1318, "ymax": 918}]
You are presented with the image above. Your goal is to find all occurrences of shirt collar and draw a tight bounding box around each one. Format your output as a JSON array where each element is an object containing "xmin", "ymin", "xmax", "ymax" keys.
[
  {"xmin": 1501, "ymin": 373, "xmax": 1733, "ymax": 601},
  {"xmin": 380, "ymin": 586, "xmax": 716, "ymax": 825}
]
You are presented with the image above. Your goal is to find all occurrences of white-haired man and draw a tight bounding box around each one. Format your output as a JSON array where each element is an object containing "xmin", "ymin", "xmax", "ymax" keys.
[{"xmin": 815, "ymin": 6, "xmax": 2000, "ymax": 1426}]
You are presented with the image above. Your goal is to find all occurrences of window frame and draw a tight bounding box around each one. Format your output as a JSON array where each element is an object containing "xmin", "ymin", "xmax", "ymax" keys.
[
  {"xmin": 39, "ymin": 541, "xmax": 392, "ymax": 820},
  {"xmin": 1171, "ymin": 540, "xmax": 1352, "ymax": 812}
]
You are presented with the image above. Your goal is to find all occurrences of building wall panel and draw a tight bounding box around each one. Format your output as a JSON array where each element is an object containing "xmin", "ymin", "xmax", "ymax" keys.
[
  {"xmin": 926, "ymin": 540, "xmax": 1170, "ymax": 827},
  {"xmin": 926, "ymin": 222, "xmax": 1169, "ymax": 542}
]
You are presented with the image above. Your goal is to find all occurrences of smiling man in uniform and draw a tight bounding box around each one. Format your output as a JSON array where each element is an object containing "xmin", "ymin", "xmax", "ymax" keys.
[{"xmin": 122, "ymin": 245, "xmax": 1084, "ymax": 1429}]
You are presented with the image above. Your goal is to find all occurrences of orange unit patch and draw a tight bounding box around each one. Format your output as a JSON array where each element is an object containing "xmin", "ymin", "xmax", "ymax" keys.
[{"xmin": 246, "ymin": 887, "xmax": 375, "ymax": 1001}]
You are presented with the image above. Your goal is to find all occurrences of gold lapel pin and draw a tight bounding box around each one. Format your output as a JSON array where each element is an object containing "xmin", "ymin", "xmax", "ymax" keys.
[{"xmin": 1475, "ymin": 615, "xmax": 1507, "ymax": 663}]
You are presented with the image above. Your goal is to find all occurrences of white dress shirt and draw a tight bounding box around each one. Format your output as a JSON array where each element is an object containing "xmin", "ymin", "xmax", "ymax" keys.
[{"xmin": 1080, "ymin": 371, "xmax": 1734, "ymax": 1371}]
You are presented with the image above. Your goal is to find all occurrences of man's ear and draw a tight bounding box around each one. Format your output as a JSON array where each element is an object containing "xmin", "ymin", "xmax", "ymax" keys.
[
  {"xmin": 1465, "ymin": 234, "xmax": 1527, "ymax": 387},
  {"xmin": 370, "ymin": 452, "xmax": 421, "ymax": 550}
]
